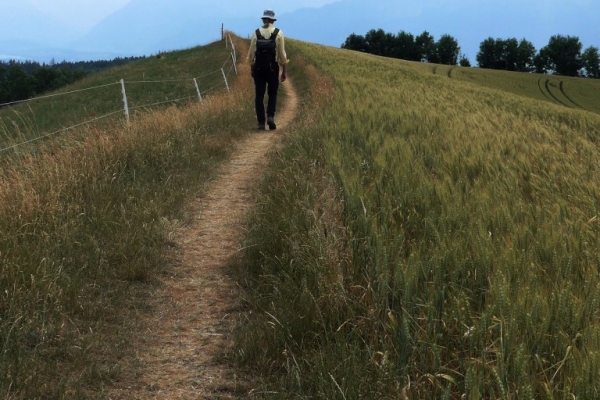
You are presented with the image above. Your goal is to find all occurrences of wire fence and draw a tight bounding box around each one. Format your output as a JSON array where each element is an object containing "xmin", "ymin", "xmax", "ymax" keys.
[{"xmin": 0, "ymin": 34, "xmax": 239, "ymax": 154}]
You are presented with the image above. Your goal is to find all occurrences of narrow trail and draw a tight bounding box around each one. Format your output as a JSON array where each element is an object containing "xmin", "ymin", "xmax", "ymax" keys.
[{"xmin": 107, "ymin": 81, "xmax": 298, "ymax": 399}]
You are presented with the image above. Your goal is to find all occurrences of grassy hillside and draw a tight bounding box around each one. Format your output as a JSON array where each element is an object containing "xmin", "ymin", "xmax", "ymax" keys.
[
  {"xmin": 0, "ymin": 36, "xmax": 255, "ymax": 398},
  {"xmin": 3, "ymin": 30, "xmax": 600, "ymax": 399},
  {"xmin": 416, "ymin": 62, "xmax": 600, "ymax": 115},
  {"xmin": 235, "ymin": 41, "xmax": 600, "ymax": 399},
  {"xmin": 0, "ymin": 40, "xmax": 235, "ymax": 153}
]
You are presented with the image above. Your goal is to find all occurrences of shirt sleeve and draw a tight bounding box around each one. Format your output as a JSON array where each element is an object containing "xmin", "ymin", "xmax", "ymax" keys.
[
  {"xmin": 276, "ymin": 31, "xmax": 288, "ymax": 65},
  {"xmin": 247, "ymin": 32, "xmax": 257, "ymax": 64}
]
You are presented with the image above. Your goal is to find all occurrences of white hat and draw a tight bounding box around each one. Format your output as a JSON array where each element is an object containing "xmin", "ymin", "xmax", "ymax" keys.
[{"xmin": 261, "ymin": 9, "xmax": 277, "ymax": 21}]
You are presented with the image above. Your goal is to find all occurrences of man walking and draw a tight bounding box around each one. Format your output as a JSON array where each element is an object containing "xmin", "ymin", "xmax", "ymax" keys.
[{"xmin": 247, "ymin": 9, "xmax": 288, "ymax": 130}]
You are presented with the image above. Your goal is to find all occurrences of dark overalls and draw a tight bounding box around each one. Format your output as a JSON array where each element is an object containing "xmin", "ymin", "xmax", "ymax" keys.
[{"xmin": 252, "ymin": 28, "xmax": 280, "ymax": 128}]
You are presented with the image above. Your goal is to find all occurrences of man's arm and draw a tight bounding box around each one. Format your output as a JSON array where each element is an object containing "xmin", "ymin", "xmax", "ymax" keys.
[
  {"xmin": 277, "ymin": 32, "xmax": 288, "ymax": 82},
  {"xmin": 247, "ymin": 32, "xmax": 257, "ymax": 65}
]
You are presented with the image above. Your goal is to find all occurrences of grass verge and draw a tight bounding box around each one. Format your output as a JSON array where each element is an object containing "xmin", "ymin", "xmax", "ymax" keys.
[{"xmin": 0, "ymin": 35, "xmax": 255, "ymax": 399}]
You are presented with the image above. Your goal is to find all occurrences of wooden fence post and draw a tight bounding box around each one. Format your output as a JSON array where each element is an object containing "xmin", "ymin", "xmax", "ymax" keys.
[
  {"xmin": 193, "ymin": 78, "xmax": 203, "ymax": 102},
  {"xmin": 120, "ymin": 79, "xmax": 130, "ymax": 124},
  {"xmin": 221, "ymin": 68, "xmax": 230, "ymax": 92}
]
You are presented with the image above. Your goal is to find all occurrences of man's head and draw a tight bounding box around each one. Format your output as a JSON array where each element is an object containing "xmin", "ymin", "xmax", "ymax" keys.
[{"xmin": 261, "ymin": 9, "xmax": 276, "ymax": 24}]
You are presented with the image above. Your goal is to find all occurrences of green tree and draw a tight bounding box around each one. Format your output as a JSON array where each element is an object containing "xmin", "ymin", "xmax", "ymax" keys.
[
  {"xmin": 5, "ymin": 64, "xmax": 35, "ymax": 102},
  {"xmin": 477, "ymin": 37, "xmax": 536, "ymax": 72},
  {"xmin": 516, "ymin": 38, "xmax": 537, "ymax": 72},
  {"xmin": 537, "ymin": 35, "xmax": 583, "ymax": 76},
  {"xmin": 582, "ymin": 46, "xmax": 600, "ymax": 78},
  {"xmin": 0, "ymin": 64, "xmax": 7, "ymax": 103},
  {"xmin": 32, "ymin": 67, "xmax": 61, "ymax": 94},
  {"xmin": 534, "ymin": 53, "xmax": 546, "ymax": 74},
  {"xmin": 436, "ymin": 34, "xmax": 460, "ymax": 65},
  {"xmin": 342, "ymin": 33, "xmax": 367, "ymax": 53},
  {"xmin": 459, "ymin": 54, "xmax": 471, "ymax": 67},
  {"xmin": 415, "ymin": 31, "xmax": 436, "ymax": 63},
  {"xmin": 393, "ymin": 31, "xmax": 417, "ymax": 61},
  {"xmin": 476, "ymin": 37, "xmax": 498, "ymax": 69},
  {"xmin": 503, "ymin": 38, "xmax": 520, "ymax": 71},
  {"xmin": 364, "ymin": 29, "xmax": 393, "ymax": 57}
]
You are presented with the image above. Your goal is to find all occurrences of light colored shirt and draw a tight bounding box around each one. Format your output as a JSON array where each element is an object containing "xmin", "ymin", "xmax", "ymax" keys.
[{"xmin": 246, "ymin": 23, "xmax": 288, "ymax": 66}]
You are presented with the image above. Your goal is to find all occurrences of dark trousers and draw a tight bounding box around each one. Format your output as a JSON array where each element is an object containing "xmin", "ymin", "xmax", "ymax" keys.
[{"xmin": 253, "ymin": 64, "xmax": 280, "ymax": 124}]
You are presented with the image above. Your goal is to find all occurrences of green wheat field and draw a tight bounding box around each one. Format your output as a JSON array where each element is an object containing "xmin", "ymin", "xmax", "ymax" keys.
[{"xmin": 2, "ymin": 34, "xmax": 600, "ymax": 399}]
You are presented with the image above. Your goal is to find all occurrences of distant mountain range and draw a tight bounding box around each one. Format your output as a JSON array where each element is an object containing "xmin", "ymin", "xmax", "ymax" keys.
[{"xmin": 2, "ymin": 0, "xmax": 599, "ymax": 64}]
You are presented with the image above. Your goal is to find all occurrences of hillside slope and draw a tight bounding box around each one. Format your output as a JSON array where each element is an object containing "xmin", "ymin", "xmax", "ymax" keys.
[
  {"xmin": 420, "ymin": 62, "xmax": 600, "ymax": 115},
  {"xmin": 0, "ymin": 39, "xmax": 236, "ymax": 151},
  {"xmin": 235, "ymin": 40, "xmax": 600, "ymax": 398}
]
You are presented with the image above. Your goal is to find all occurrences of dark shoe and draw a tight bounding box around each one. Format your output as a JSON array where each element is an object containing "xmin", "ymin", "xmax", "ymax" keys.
[
  {"xmin": 267, "ymin": 116, "xmax": 276, "ymax": 130},
  {"xmin": 257, "ymin": 124, "xmax": 266, "ymax": 130}
]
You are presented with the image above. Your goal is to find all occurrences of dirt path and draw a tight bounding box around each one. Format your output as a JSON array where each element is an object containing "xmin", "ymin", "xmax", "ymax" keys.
[{"xmin": 107, "ymin": 81, "xmax": 298, "ymax": 399}]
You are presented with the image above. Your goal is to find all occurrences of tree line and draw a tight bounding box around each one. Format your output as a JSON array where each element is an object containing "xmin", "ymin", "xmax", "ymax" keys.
[
  {"xmin": 342, "ymin": 29, "xmax": 600, "ymax": 78},
  {"xmin": 342, "ymin": 30, "xmax": 468, "ymax": 67},
  {"xmin": 0, "ymin": 56, "xmax": 144, "ymax": 105}
]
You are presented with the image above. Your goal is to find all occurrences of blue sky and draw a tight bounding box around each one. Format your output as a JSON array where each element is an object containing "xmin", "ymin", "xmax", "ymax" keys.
[
  {"xmin": 2, "ymin": 0, "xmax": 598, "ymax": 63},
  {"xmin": 15, "ymin": 0, "xmax": 133, "ymax": 32},
  {"xmin": 4, "ymin": 0, "xmax": 598, "ymax": 39}
]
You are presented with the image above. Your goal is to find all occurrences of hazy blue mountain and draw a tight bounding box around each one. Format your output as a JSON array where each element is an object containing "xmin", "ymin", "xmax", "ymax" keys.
[
  {"xmin": 69, "ymin": 0, "xmax": 262, "ymax": 56},
  {"xmin": 3, "ymin": 0, "xmax": 600, "ymax": 63},
  {"xmin": 0, "ymin": 40, "xmax": 122, "ymax": 63}
]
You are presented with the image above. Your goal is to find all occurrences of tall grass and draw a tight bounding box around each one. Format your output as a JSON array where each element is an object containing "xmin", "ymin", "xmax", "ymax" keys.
[
  {"xmin": 0, "ymin": 35, "xmax": 255, "ymax": 398},
  {"xmin": 235, "ymin": 40, "xmax": 600, "ymax": 398}
]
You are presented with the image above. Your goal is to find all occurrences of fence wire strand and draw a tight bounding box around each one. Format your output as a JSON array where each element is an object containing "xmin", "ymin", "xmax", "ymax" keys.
[
  {"xmin": 0, "ymin": 82, "xmax": 121, "ymax": 108},
  {"xmin": 0, "ymin": 109, "xmax": 123, "ymax": 153},
  {"xmin": 129, "ymin": 96, "xmax": 197, "ymax": 111},
  {"xmin": 202, "ymin": 82, "xmax": 227, "ymax": 96},
  {"xmin": 195, "ymin": 69, "xmax": 223, "ymax": 80},
  {"xmin": 125, "ymin": 78, "xmax": 195, "ymax": 84}
]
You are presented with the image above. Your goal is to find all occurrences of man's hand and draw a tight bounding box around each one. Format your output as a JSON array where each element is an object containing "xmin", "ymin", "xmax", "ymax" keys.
[{"xmin": 281, "ymin": 65, "xmax": 288, "ymax": 82}]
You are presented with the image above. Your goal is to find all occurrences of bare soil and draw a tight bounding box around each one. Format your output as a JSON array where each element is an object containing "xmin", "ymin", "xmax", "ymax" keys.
[{"xmin": 106, "ymin": 81, "xmax": 298, "ymax": 399}]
